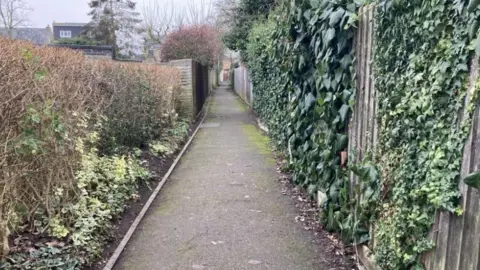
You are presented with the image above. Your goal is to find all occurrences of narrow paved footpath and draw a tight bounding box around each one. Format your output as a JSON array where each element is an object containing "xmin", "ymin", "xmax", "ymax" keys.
[{"xmin": 115, "ymin": 85, "xmax": 328, "ymax": 270}]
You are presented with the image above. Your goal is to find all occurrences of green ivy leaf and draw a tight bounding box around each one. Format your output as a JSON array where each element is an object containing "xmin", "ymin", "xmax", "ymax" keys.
[
  {"xmin": 464, "ymin": 171, "xmax": 480, "ymax": 190},
  {"xmin": 309, "ymin": 0, "xmax": 320, "ymax": 8},
  {"xmin": 475, "ymin": 35, "xmax": 480, "ymax": 56},
  {"xmin": 31, "ymin": 113, "xmax": 41, "ymax": 124},
  {"xmin": 329, "ymin": 8, "xmax": 346, "ymax": 27},
  {"xmin": 35, "ymin": 69, "xmax": 48, "ymax": 81},
  {"xmin": 325, "ymin": 28, "xmax": 336, "ymax": 44},
  {"xmin": 356, "ymin": 233, "xmax": 370, "ymax": 245},
  {"xmin": 467, "ymin": 0, "xmax": 480, "ymax": 13},
  {"xmin": 352, "ymin": 165, "xmax": 378, "ymax": 183},
  {"xmin": 304, "ymin": 10, "xmax": 312, "ymax": 20},
  {"xmin": 339, "ymin": 104, "xmax": 349, "ymax": 122},
  {"xmin": 340, "ymin": 55, "xmax": 352, "ymax": 69},
  {"xmin": 334, "ymin": 133, "xmax": 348, "ymax": 152},
  {"xmin": 305, "ymin": 93, "xmax": 316, "ymax": 110}
]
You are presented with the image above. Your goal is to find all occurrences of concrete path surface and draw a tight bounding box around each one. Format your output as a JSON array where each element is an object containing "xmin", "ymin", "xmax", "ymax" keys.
[{"xmin": 115, "ymin": 85, "xmax": 328, "ymax": 270}]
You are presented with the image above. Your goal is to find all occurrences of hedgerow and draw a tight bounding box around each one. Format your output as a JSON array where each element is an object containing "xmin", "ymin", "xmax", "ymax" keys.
[
  {"xmin": 0, "ymin": 37, "xmax": 182, "ymax": 267},
  {"xmin": 222, "ymin": 0, "xmax": 275, "ymax": 62},
  {"xmin": 161, "ymin": 25, "xmax": 222, "ymax": 66},
  {"xmin": 240, "ymin": 0, "xmax": 480, "ymax": 269},
  {"xmin": 245, "ymin": 0, "xmax": 358, "ymax": 238},
  {"xmin": 245, "ymin": 19, "xmax": 289, "ymax": 149}
]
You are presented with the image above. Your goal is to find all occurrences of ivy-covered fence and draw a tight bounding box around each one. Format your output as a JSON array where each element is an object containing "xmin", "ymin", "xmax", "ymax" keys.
[
  {"xmin": 347, "ymin": 6, "xmax": 378, "ymax": 267},
  {"xmin": 350, "ymin": 4, "xmax": 480, "ymax": 269},
  {"xmin": 423, "ymin": 62, "xmax": 480, "ymax": 268},
  {"xmin": 238, "ymin": 0, "xmax": 480, "ymax": 269}
]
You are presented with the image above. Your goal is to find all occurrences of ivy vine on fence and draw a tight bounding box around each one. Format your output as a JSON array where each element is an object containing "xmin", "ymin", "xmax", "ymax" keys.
[
  {"xmin": 246, "ymin": 0, "xmax": 359, "ymax": 239},
  {"xmin": 239, "ymin": 0, "xmax": 480, "ymax": 269},
  {"xmin": 373, "ymin": 0, "xmax": 479, "ymax": 268}
]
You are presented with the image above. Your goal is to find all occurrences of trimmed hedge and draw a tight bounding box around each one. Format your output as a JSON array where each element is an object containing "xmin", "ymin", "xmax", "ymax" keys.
[{"xmin": 0, "ymin": 37, "xmax": 181, "ymax": 266}]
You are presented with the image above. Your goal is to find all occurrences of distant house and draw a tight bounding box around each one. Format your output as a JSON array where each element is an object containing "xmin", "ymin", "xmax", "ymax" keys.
[
  {"xmin": 144, "ymin": 37, "xmax": 166, "ymax": 63},
  {"xmin": 0, "ymin": 26, "xmax": 54, "ymax": 45},
  {"xmin": 221, "ymin": 49, "xmax": 240, "ymax": 82},
  {"xmin": 52, "ymin": 22, "xmax": 87, "ymax": 40}
]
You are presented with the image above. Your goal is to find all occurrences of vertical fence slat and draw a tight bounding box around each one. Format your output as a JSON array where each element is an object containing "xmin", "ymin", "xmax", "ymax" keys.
[
  {"xmin": 424, "ymin": 210, "xmax": 439, "ymax": 270},
  {"xmin": 445, "ymin": 58, "xmax": 479, "ymax": 270},
  {"xmin": 350, "ymin": 5, "xmax": 364, "ymax": 194},
  {"xmin": 366, "ymin": 6, "xmax": 377, "ymax": 248},
  {"xmin": 363, "ymin": 7, "xmax": 372, "ymax": 155},
  {"xmin": 433, "ymin": 211, "xmax": 450, "ymax": 270},
  {"xmin": 367, "ymin": 7, "xmax": 375, "ymax": 153},
  {"xmin": 356, "ymin": 4, "xmax": 364, "ymax": 165},
  {"xmin": 359, "ymin": 6, "xmax": 368, "ymax": 161},
  {"xmin": 371, "ymin": 5, "xmax": 379, "ymax": 150},
  {"xmin": 459, "ymin": 102, "xmax": 480, "ymax": 270}
]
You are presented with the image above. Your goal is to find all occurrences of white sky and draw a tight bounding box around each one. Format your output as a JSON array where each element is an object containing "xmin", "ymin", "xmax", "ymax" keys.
[{"xmin": 25, "ymin": 0, "xmax": 208, "ymax": 27}]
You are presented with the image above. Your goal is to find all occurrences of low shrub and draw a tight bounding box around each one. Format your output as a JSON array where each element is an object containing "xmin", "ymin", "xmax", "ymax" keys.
[
  {"xmin": 54, "ymin": 37, "xmax": 100, "ymax": 45},
  {"xmin": 0, "ymin": 37, "xmax": 181, "ymax": 266},
  {"xmin": 161, "ymin": 25, "xmax": 222, "ymax": 66},
  {"xmin": 149, "ymin": 120, "xmax": 190, "ymax": 157},
  {"xmin": 96, "ymin": 61, "xmax": 181, "ymax": 151}
]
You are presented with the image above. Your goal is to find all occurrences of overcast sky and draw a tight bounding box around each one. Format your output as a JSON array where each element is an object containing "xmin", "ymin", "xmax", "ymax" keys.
[{"xmin": 26, "ymin": 0, "xmax": 208, "ymax": 28}]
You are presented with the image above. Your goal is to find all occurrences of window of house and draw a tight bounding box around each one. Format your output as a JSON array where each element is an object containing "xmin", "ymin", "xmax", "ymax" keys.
[{"xmin": 59, "ymin": 30, "xmax": 72, "ymax": 38}]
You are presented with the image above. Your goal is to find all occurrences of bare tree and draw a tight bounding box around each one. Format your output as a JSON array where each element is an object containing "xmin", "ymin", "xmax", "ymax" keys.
[
  {"xmin": 174, "ymin": 9, "xmax": 186, "ymax": 29},
  {"xmin": 213, "ymin": 0, "xmax": 237, "ymax": 27},
  {"xmin": 142, "ymin": 0, "xmax": 175, "ymax": 44},
  {"xmin": 186, "ymin": 0, "xmax": 214, "ymax": 25},
  {"xmin": 0, "ymin": 0, "xmax": 32, "ymax": 38}
]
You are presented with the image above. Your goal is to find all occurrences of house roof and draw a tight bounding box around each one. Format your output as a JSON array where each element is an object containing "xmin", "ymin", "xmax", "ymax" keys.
[
  {"xmin": 52, "ymin": 22, "xmax": 87, "ymax": 27},
  {"xmin": 0, "ymin": 27, "xmax": 53, "ymax": 45}
]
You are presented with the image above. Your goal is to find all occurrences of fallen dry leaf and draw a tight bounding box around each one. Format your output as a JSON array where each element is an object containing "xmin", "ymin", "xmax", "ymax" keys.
[{"xmin": 248, "ymin": 260, "xmax": 262, "ymax": 265}]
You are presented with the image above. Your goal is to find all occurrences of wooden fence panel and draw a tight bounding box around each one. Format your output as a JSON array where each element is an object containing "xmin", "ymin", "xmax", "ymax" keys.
[
  {"xmin": 167, "ymin": 59, "xmax": 210, "ymax": 119},
  {"xmin": 348, "ymin": 4, "xmax": 376, "ymax": 206},
  {"xmin": 426, "ymin": 59, "xmax": 480, "ymax": 270},
  {"xmin": 233, "ymin": 65, "xmax": 254, "ymax": 105},
  {"xmin": 349, "ymin": 4, "xmax": 480, "ymax": 269}
]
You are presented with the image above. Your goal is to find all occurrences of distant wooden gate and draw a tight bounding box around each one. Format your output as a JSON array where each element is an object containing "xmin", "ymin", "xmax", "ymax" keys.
[
  {"xmin": 193, "ymin": 61, "xmax": 209, "ymax": 116},
  {"xmin": 166, "ymin": 59, "xmax": 210, "ymax": 119}
]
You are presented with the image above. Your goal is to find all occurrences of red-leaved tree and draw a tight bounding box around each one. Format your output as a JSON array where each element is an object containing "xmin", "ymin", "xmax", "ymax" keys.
[{"xmin": 161, "ymin": 24, "xmax": 222, "ymax": 66}]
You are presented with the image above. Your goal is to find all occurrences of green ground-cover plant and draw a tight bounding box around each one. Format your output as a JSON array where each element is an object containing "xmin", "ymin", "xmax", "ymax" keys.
[{"xmin": 149, "ymin": 120, "xmax": 190, "ymax": 157}]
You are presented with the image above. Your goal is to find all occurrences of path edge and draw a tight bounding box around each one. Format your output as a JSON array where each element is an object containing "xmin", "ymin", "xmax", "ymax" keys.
[
  {"xmin": 229, "ymin": 88, "xmax": 269, "ymax": 134},
  {"xmin": 102, "ymin": 89, "xmax": 214, "ymax": 270}
]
